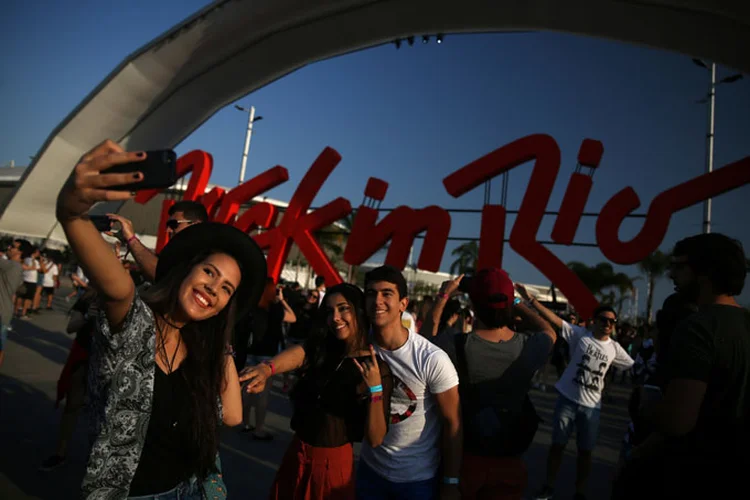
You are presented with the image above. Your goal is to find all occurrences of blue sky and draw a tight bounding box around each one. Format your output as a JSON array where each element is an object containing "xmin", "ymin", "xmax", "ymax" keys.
[{"xmin": 2, "ymin": 0, "xmax": 749, "ymax": 315}]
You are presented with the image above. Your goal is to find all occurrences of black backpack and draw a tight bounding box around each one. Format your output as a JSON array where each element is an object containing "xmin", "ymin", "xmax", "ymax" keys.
[{"xmin": 454, "ymin": 333, "xmax": 541, "ymax": 457}]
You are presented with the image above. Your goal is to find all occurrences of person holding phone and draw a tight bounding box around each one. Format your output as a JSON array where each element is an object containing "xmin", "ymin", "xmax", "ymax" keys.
[
  {"xmin": 108, "ymin": 200, "xmax": 209, "ymax": 283},
  {"xmin": 239, "ymin": 283, "xmax": 392, "ymax": 500},
  {"xmin": 56, "ymin": 140, "xmax": 267, "ymax": 499}
]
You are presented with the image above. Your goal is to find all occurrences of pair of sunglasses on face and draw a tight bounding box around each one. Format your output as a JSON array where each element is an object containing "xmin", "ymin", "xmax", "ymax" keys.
[
  {"xmin": 597, "ymin": 316, "xmax": 617, "ymax": 326},
  {"xmin": 165, "ymin": 219, "xmax": 195, "ymax": 231}
]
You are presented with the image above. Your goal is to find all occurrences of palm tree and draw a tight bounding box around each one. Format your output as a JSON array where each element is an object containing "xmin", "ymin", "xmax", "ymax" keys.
[
  {"xmin": 449, "ymin": 241, "xmax": 479, "ymax": 276},
  {"xmin": 568, "ymin": 261, "xmax": 637, "ymax": 318},
  {"xmin": 638, "ymin": 250, "xmax": 671, "ymax": 325}
]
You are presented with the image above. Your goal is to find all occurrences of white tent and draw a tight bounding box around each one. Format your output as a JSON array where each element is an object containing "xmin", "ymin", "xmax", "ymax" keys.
[{"xmin": 1, "ymin": 0, "xmax": 748, "ymax": 243}]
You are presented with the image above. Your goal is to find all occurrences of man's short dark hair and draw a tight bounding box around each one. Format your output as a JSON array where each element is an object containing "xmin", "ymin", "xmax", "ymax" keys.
[
  {"xmin": 315, "ymin": 276, "xmax": 325, "ymax": 288},
  {"xmin": 593, "ymin": 305, "xmax": 617, "ymax": 319},
  {"xmin": 673, "ymin": 233, "xmax": 746, "ymax": 296},
  {"xmin": 168, "ymin": 200, "xmax": 209, "ymax": 222},
  {"xmin": 18, "ymin": 240, "xmax": 33, "ymax": 258},
  {"xmin": 474, "ymin": 304, "xmax": 513, "ymax": 329},
  {"xmin": 364, "ymin": 265, "xmax": 408, "ymax": 299}
]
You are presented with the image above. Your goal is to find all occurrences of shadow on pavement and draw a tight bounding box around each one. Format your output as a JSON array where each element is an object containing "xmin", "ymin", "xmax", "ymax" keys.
[
  {"xmin": 0, "ymin": 373, "xmax": 86, "ymax": 500},
  {"xmin": 8, "ymin": 321, "xmax": 73, "ymax": 366}
]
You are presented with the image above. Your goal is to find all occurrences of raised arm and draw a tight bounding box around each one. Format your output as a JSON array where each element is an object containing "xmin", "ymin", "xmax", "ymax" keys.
[
  {"xmin": 353, "ymin": 346, "xmax": 389, "ymax": 447},
  {"xmin": 56, "ymin": 140, "xmax": 147, "ymax": 328},
  {"xmin": 514, "ymin": 300, "xmax": 557, "ymax": 346},
  {"xmin": 420, "ymin": 275, "xmax": 463, "ymax": 337},
  {"xmin": 515, "ymin": 283, "xmax": 563, "ymax": 330},
  {"xmin": 277, "ymin": 289, "xmax": 297, "ymax": 323},
  {"xmin": 238, "ymin": 344, "xmax": 306, "ymax": 393},
  {"xmin": 107, "ymin": 213, "xmax": 158, "ymax": 282}
]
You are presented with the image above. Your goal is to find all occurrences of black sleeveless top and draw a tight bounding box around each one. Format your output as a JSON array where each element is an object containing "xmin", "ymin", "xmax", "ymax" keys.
[{"xmin": 129, "ymin": 365, "xmax": 193, "ymax": 495}]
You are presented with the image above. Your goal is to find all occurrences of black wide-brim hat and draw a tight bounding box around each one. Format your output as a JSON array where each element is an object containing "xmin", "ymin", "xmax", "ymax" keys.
[{"xmin": 155, "ymin": 222, "xmax": 267, "ymax": 315}]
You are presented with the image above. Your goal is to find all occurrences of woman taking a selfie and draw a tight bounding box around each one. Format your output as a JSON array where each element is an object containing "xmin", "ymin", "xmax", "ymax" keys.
[
  {"xmin": 56, "ymin": 140, "xmax": 267, "ymax": 499},
  {"xmin": 240, "ymin": 283, "xmax": 392, "ymax": 499}
]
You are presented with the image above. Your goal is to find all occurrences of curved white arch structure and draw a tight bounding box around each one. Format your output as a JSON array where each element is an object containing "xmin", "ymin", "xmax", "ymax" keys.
[{"xmin": 1, "ymin": 0, "xmax": 748, "ymax": 243}]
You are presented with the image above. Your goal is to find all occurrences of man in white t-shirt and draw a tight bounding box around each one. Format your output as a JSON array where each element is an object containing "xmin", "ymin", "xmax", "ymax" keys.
[
  {"xmin": 359, "ymin": 265, "xmax": 461, "ymax": 500},
  {"xmin": 517, "ymin": 285, "xmax": 634, "ymax": 500},
  {"xmin": 41, "ymin": 257, "xmax": 60, "ymax": 310},
  {"xmin": 15, "ymin": 246, "xmax": 46, "ymax": 319}
]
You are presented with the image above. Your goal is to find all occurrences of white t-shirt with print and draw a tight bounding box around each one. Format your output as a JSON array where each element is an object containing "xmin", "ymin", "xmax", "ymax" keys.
[
  {"xmin": 360, "ymin": 330, "xmax": 459, "ymax": 483},
  {"xmin": 43, "ymin": 261, "xmax": 59, "ymax": 288},
  {"xmin": 22, "ymin": 257, "xmax": 39, "ymax": 283},
  {"xmin": 555, "ymin": 321, "xmax": 634, "ymax": 408}
]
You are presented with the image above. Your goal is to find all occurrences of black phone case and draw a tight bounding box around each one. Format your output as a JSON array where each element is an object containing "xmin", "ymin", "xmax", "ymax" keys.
[
  {"xmin": 102, "ymin": 150, "xmax": 178, "ymax": 191},
  {"xmin": 89, "ymin": 215, "xmax": 112, "ymax": 232}
]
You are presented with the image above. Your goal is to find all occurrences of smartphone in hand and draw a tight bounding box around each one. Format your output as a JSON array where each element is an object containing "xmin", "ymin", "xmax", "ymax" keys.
[
  {"xmin": 102, "ymin": 150, "xmax": 178, "ymax": 191},
  {"xmin": 90, "ymin": 215, "xmax": 113, "ymax": 233}
]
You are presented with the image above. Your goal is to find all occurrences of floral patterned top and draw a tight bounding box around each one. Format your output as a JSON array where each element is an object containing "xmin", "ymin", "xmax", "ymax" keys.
[{"xmin": 83, "ymin": 294, "xmax": 157, "ymax": 499}]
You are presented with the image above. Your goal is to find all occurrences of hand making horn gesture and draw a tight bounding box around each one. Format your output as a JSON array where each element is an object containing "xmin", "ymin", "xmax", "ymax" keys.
[
  {"xmin": 56, "ymin": 140, "xmax": 145, "ymax": 221},
  {"xmin": 352, "ymin": 344, "xmax": 382, "ymax": 391}
]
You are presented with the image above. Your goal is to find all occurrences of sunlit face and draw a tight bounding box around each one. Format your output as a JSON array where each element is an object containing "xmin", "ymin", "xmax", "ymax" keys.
[
  {"xmin": 594, "ymin": 311, "xmax": 617, "ymax": 337},
  {"xmin": 166, "ymin": 211, "xmax": 199, "ymax": 237},
  {"xmin": 365, "ymin": 281, "xmax": 408, "ymax": 329},
  {"xmin": 177, "ymin": 253, "xmax": 240, "ymax": 322},
  {"xmin": 326, "ymin": 293, "xmax": 358, "ymax": 342}
]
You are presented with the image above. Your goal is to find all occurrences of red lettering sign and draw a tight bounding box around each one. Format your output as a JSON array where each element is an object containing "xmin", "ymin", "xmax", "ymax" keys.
[{"xmin": 139, "ymin": 135, "xmax": 750, "ymax": 318}]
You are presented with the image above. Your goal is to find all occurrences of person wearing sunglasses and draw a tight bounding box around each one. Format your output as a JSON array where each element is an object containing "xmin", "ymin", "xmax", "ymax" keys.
[
  {"xmin": 515, "ymin": 284, "xmax": 634, "ymax": 500},
  {"xmin": 107, "ymin": 200, "xmax": 209, "ymax": 283}
]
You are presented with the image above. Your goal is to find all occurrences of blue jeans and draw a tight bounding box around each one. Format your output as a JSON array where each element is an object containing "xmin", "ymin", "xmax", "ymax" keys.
[
  {"xmin": 356, "ymin": 460, "xmax": 438, "ymax": 500},
  {"xmin": 551, "ymin": 395, "xmax": 601, "ymax": 451}
]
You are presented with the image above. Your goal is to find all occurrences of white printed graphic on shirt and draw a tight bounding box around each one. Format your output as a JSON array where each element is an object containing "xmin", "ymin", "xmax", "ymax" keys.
[{"xmin": 556, "ymin": 321, "xmax": 634, "ymax": 408}]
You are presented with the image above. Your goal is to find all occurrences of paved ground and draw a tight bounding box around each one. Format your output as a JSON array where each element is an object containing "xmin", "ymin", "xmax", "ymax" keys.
[{"xmin": 0, "ymin": 287, "xmax": 631, "ymax": 499}]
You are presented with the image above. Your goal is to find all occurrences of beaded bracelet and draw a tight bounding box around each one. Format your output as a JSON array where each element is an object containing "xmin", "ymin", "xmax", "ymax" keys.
[
  {"xmin": 369, "ymin": 384, "xmax": 383, "ymax": 394},
  {"xmin": 370, "ymin": 394, "xmax": 383, "ymax": 403}
]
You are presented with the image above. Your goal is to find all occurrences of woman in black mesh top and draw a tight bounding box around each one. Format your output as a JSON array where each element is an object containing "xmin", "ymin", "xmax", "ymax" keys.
[{"xmin": 240, "ymin": 283, "xmax": 392, "ymax": 499}]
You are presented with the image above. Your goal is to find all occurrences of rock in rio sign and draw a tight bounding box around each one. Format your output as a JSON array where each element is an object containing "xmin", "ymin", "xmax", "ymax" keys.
[{"xmin": 134, "ymin": 134, "xmax": 750, "ymax": 318}]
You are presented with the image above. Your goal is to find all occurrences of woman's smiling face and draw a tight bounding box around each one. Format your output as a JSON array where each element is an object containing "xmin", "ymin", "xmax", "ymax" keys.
[
  {"xmin": 326, "ymin": 293, "xmax": 358, "ymax": 343},
  {"xmin": 177, "ymin": 252, "xmax": 240, "ymax": 322}
]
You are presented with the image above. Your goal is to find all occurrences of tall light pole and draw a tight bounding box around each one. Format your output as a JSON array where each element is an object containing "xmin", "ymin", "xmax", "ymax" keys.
[
  {"xmin": 234, "ymin": 104, "xmax": 264, "ymax": 185},
  {"xmin": 692, "ymin": 59, "xmax": 743, "ymax": 233}
]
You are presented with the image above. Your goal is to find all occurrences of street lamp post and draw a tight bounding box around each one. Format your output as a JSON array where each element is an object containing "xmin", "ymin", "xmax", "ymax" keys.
[
  {"xmin": 692, "ymin": 59, "xmax": 743, "ymax": 233},
  {"xmin": 234, "ymin": 104, "xmax": 264, "ymax": 185}
]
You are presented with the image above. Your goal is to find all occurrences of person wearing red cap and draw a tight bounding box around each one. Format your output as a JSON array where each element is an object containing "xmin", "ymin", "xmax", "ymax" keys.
[{"xmin": 435, "ymin": 268, "xmax": 557, "ymax": 500}]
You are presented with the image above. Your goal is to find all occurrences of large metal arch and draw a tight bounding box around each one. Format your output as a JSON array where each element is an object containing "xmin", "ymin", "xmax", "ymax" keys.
[{"xmin": 1, "ymin": 0, "xmax": 748, "ymax": 243}]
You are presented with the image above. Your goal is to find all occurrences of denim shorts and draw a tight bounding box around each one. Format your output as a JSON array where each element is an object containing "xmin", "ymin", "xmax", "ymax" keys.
[
  {"xmin": 127, "ymin": 478, "xmax": 202, "ymax": 499},
  {"xmin": 551, "ymin": 395, "xmax": 601, "ymax": 451}
]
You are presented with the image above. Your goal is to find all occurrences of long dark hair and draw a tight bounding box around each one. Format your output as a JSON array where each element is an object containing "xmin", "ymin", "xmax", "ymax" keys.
[
  {"xmin": 141, "ymin": 250, "xmax": 239, "ymax": 482},
  {"xmin": 295, "ymin": 284, "xmax": 370, "ymax": 387}
]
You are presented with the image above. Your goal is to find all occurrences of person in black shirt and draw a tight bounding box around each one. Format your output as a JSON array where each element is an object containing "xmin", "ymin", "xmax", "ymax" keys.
[
  {"xmin": 242, "ymin": 278, "xmax": 296, "ymax": 440},
  {"xmin": 239, "ymin": 283, "xmax": 392, "ymax": 500},
  {"xmin": 634, "ymin": 233, "xmax": 749, "ymax": 498},
  {"xmin": 288, "ymin": 289, "xmax": 320, "ymax": 345}
]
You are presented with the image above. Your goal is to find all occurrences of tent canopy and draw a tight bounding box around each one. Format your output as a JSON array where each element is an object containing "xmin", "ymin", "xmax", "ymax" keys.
[{"xmin": 1, "ymin": 0, "xmax": 748, "ymax": 243}]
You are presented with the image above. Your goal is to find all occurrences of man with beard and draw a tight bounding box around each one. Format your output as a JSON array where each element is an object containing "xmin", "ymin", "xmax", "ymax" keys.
[{"xmin": 634, "ymin": 233, "xmax": 749, "ymax": 498}]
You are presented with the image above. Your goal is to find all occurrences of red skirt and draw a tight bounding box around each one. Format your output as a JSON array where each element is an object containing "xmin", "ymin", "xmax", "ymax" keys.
[
  {"xmin": 269, "ymin": 436, "xmax": 355, "ymax": 500},
  {"xmin": 460, "ymin": 453, "xmax": 527, "ymax": 500}
]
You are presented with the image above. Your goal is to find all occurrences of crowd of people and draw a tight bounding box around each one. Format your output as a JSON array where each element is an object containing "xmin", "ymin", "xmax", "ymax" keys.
[{"xmin": 0, "ymin": 141, "xmax": 748, "ymax": 499}]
